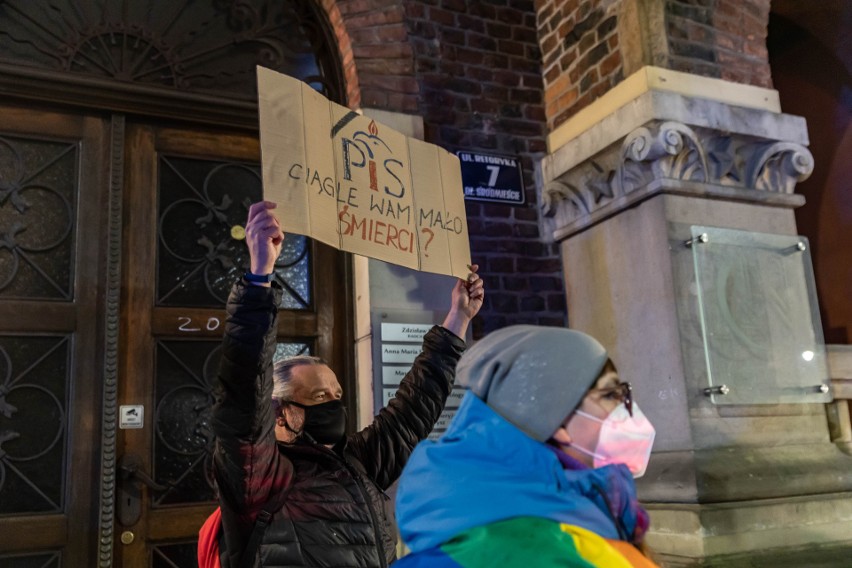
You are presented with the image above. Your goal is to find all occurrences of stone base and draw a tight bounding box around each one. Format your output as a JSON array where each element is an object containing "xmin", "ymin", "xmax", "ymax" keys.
[
  {"xmin": 658, "ymin": 541, "xmax": 852, "ymax": 568},
  {"xmin": 645, "ymin": 492, "xmax": 852, "ymax": 566},
  {"xmin": 636, "ymin": 444, "xmax": 852, "ymax": 503}
]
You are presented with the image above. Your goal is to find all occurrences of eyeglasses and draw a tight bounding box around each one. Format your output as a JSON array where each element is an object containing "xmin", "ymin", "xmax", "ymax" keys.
[{"xmin": 592, "ymin": 381, "xmax": 633, "ymax": 416}]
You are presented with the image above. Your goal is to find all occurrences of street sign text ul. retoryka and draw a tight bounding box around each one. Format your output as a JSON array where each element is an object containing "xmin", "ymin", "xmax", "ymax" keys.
[{"xmin": 458, "ymin": 151, "xmax": 525, "ymax": 206}]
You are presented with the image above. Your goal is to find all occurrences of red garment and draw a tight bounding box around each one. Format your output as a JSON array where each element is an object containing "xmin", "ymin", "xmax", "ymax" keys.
[{"xmin": 198, "ymin": 507, "xmax": 222, "ymax": 568}]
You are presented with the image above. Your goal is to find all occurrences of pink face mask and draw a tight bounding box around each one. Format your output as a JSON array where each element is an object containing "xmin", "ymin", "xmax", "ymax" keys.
[{"xmin": 571, "ymin": 402, "xmax": 656, "ymax": 478}]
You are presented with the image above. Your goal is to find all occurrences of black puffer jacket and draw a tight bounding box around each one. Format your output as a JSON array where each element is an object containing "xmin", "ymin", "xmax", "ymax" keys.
[{"xmin": 212, "ymin": 280, "xmax": 464, "ymax": 567}]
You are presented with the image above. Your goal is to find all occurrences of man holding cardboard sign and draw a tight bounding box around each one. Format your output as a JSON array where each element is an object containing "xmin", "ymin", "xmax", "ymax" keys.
[{"xmin": 211, "ymin": 201, "xmax": 484, "ymax": 567}]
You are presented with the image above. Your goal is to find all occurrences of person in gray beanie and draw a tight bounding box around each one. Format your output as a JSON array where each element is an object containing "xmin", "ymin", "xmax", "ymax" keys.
[{"xmin": 392, "ymin": 325, "xmax": 659, "ymax": 568}]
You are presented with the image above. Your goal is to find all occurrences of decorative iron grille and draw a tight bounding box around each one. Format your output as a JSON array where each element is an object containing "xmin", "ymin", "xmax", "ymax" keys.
[
  {"xmin": 156, "ymin": 155, "xmax": 312, "ymax": 309},
  {"xmin": 0, "ymin": 135, "xmax": 78, "ymax": 301},
  {"xmin": 0, "ymin": 551, "xmax": 61, "ymax": 568},
  {"xmin": 0, "ymin": 0, "xmax": 345, "ymax": 103},
  {"xmin": 0, "ymin": 335, "xmax": 69, "ymax": 516},
  {"xmin": 152, "ymin": 542, "xmax": 196, "ymax": 568},
  {"xmin": 153, "ymin": 339, "xmax": 310, "ymax": 506}
]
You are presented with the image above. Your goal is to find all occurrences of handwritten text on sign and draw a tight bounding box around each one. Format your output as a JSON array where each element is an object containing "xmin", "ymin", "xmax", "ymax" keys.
[{"xmin": 257, "ymin": 67, "xmax": 471, "ymax": 279}]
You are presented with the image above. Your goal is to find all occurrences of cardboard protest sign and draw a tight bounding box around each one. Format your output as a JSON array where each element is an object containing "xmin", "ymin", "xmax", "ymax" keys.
[{"xmin": 257, "ymin": 66, "xmax": 471, "ymax": 279}]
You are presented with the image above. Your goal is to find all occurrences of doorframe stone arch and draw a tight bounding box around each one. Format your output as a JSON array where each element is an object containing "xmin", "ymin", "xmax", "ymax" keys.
[{"xmin": 316, "ymin": 0, "xmax": 363, "ymax": 109}]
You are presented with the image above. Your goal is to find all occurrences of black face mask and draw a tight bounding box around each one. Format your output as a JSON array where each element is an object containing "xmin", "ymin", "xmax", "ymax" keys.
[{"xmin": 287, "ymin": 399, "xmax": 347, "ymax": 444}]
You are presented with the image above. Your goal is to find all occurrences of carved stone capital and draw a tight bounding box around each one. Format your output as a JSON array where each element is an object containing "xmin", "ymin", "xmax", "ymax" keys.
[{"xmin": 538, "ymin": 86, "xmax": 814, "ymax": 240}]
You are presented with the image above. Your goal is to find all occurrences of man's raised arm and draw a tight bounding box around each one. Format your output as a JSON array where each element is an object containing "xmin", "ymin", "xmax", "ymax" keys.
[{"xmin": 347, "ymin": 266, "xmax": 485, "ymax": 488}]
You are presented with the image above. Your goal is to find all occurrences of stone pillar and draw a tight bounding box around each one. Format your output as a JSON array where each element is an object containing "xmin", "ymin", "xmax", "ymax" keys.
[{"xmin": 538, "ymin": 65, "xmax": 852, "ymax": 566}]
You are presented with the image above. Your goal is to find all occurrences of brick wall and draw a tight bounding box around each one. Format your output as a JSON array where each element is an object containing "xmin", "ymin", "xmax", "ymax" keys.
[
  {"xmin": 334, "ymin": 0, "xmax": 566, "ymax": 334},
  {"xmin": 537, "ymin": 0, "xmax": 623, "ymax": 130},
  {"xmin": 319, "ymin": 0, "xmax": 776, "ymax": 333},
  {"xmin": 335, "ymin": 0, "xmax": 417, "ymax": 111},
  {"xmin": 317, "ymin": 0, "xmax": 361, "ymax": 108},
  {"xmin": 666, "ymin": 0, "xmax": 772, "ymax": 88},
  {"xmin": 405, "ymin": 0, "xmax": 565, "ymax": 334},
  {"xmin": 536, "ymin": 0, "xmax": 773, "ymax": 131}
]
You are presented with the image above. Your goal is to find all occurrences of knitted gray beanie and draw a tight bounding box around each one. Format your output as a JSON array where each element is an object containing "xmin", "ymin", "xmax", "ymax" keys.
[{"xmin": 456, "ymin": 325, "xmax": 609, "ymax": 441}]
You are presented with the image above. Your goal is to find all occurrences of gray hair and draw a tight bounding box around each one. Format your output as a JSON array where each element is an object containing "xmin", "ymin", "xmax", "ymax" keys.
[{"xmin": 272, "ymin": 355, "xmax": 327, "ymax": 403}]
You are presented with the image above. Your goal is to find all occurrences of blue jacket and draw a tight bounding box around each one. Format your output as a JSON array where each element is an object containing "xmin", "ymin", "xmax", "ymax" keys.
[{"xmin": 395, "ymin": 391, "xmax": 644, "ymax": 554}]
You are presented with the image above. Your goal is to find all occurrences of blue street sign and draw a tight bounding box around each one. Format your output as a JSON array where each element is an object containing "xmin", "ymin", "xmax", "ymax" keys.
[{"xmin": 457, "ymin": 151, "xmax": 525, "ymax": 206}]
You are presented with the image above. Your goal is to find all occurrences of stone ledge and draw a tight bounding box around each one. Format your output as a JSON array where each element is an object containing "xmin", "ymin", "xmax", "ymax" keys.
[
  {"xmin": 637, "ymin": 445, "xmax": 852, "ymax": 504},
  {"xmin": 543, "ymin": 88, "xmax": 807, "ymax": 180},
  {"xmin": 538, "ymin": 113, "xmax": 813, "ymax": 242},
  {"xmin": 546, "ymin": 66, "xmax": 783, "ymax": 154},
  {"xmin": 644, "ymin": 492, "xmax": 852, "ymax": 562},
  {"xmin": 828, "ymin": 345, "xmax": 852, "ymax": 381},
  {"xmin": 548, "ymin": 178, "xmax": 805, "ymax": 242},
  {"xmin": 658, "ymin": 539, "xmax": 852, "ymax": 567}
]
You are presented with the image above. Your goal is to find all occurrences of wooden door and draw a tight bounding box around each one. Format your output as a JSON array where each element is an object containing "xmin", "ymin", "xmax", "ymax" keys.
[
  {"xmin": 113, "ymin": 122, "xmax": 352, "ymax": 568},
  {"xmin": 0, "ymin": 112, "xmax": 353, "ymax": 567},
  {"xmin": 0, "ymin": 105, "xmax": 111, "ymax": 566},
  {"xmin": 0, "ymin": 2, "xmax": 353, "ymax": 564}
]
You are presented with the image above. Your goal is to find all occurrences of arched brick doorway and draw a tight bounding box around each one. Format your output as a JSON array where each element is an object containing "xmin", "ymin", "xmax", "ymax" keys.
[{"xmin": 768, "ymin": 0, "xmax": 852, "ymax": 346}]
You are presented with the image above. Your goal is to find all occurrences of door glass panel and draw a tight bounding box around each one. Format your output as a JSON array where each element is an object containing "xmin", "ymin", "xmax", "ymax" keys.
[
  {"xmin": 153, "ymin": 339, "xmax": 311, "ymax": 506},
  {"xmin": 274, "ymin": 342, "xmax": 312, "ymax": 361},
  {"xmin": 152, "ymin": 339, "xmax": 218, "ymax": 506},
  {"xmin": 0, "ymin": 551, "xmax": 61, "ymax": 567},
  {"xmin": 0, "ymin": 135, "xmax": 77, "ymax": 300},
  {"xmin": 156, "ymin": 155, "xmax": 311, "ymax": 309},
  {"xmin": 152, "ymin": 543, "xmax": 196, "ymax": 568},
  {"xmin": 276, "ymin": 234, "xmax": 311, "ymax": 310},
  {"xmin": 0, "ymin": 335, "xmax": 69, "ymax": 515}
]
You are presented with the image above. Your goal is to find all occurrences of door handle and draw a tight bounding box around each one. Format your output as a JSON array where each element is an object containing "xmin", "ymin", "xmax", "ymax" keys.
[
  {"xmin": 119, "ymin": 455, "xmax": 169, "ymax": 491},
  {"xmin": 117, "ymin": 454, "xmax": 171, "ymax": 526}
]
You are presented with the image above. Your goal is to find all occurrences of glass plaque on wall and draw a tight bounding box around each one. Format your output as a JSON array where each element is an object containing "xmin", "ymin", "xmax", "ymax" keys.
[{"xmin": 690, "ymin": 226, "xmax": 831, "ymax": 405}]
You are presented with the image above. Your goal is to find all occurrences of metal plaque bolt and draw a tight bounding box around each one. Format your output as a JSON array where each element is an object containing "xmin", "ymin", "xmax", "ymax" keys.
[
  {"xmin": 703, "ymin": 384, "xmax": 729, "ymax": 396},
  {"xmin": 120, "ymin": 531, "xmax": 135, "ymax": 545},
  {"xmin": 685, "ymin": 233, "xmax": 709, "ymax": 247},
  {"xmin": 784, "ymin": 241, "xmax": 808, "ymax": 254},
  {"xmin": 818, "ymin": 384, "xmax": 830, "ymax": 394}
]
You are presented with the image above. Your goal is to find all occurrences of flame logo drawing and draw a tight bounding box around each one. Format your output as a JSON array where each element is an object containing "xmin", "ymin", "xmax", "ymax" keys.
[{"xmin": 369, "ymin": 120, "xmax": 378, "ymax": 136}]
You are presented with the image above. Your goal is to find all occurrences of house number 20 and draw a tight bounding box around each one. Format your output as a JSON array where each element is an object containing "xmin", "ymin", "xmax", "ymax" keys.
[{"xmin": 177, "ymin": 316, "xmax": 221, "ymax": 332}]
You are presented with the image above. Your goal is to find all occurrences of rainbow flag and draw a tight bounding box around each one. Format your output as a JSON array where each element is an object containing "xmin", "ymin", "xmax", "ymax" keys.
[{"xmin": 394, "ymin": 516, "xmax": 657, "ymax": 567}]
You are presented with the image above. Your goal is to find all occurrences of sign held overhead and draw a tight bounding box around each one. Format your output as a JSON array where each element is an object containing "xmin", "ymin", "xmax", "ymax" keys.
[{"xmin": 257, "ymin": 66, "xmax": 471, "ymax": 279}]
